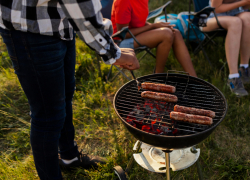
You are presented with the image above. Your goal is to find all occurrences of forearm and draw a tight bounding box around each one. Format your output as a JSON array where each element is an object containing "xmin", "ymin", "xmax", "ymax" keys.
[
  {"xmin": 125, "ymin": 24, "xmax": 154, "ymax": 38},
  {"xmin": 211, "ymin": 1, "xmax": 247, "ymax": 13},
  {"xmin": 59, "ymin": 0, "xmax": 120, "ymax": 64}
]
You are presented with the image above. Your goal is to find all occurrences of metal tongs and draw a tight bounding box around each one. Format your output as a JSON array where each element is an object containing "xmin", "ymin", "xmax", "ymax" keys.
[{"xmin": 130, "ymin": 70, "xmax": 141, "ymax": 91}]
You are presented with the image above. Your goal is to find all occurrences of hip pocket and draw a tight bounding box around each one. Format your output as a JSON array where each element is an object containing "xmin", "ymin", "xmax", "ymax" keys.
[{"xmin": 0, "ymin": 28, "xmax": 19, "ymax": 70}]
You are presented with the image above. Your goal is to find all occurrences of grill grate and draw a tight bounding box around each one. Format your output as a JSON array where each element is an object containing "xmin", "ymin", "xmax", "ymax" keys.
[{"xmin": 115, "ymin": 74, "xmax": 226, "ymax": 136}]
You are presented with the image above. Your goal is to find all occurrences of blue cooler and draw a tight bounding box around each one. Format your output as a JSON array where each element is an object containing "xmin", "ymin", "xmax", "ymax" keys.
[
  {"xmin": 154, "ymin": 13, "xmax": 205, "ymax": 41},
  {"xmin": 154, "ymin": 14, "xmax": 180, "ymax": 30}
]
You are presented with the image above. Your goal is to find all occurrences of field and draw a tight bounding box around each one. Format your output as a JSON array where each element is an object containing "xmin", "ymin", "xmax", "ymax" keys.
[{"xmin": 0, "ymin": 0, "xmax": 250, "ymax": 179}]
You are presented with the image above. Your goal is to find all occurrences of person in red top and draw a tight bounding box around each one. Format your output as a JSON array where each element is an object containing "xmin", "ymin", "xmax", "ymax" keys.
[{"xmin": 111, "ymin": 0, "xmax": 197, "ymax": 76}]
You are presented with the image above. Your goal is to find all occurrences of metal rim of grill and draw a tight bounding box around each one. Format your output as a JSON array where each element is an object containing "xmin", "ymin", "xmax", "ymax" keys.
[{"xmin": 113, "ymin": 73, "xmax": 228, "ymax": 149}]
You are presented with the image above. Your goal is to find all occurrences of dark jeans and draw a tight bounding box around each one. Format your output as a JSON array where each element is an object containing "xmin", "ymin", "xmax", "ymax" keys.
[{"xmin": 0, "ymin": 27, "xmax": 79, "ymax": 180}]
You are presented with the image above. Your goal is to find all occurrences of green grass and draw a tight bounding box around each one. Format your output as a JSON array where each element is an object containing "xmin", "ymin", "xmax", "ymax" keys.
[{"xmin": 0, "ymin": 0, "xmax": 250, "ymax": 179}]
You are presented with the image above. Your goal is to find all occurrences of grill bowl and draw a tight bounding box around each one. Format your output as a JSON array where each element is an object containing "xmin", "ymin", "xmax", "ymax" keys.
[{"xmin": 113, "ymin": 73, "xmax": 227, "ymax": 150}]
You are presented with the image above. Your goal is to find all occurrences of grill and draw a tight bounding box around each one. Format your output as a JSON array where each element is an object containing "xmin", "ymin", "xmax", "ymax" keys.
[
  {"xmin": 114, "ymin": 73, "xmax": 227, "ymax": 149},
  {"xmin": 112, "ymin": 73, "xmax": 227, "ymax": 180}
]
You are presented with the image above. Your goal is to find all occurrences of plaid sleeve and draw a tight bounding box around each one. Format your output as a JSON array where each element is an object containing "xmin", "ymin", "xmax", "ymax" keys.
[{"xmin": 59, "ymin": 0, "xmax": 121, "ymax": 64}]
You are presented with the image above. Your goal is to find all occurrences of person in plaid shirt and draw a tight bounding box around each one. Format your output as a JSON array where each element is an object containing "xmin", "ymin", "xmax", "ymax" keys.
[{"xmin": 0, "ymin": 0, "xmax": 139, "ymax": 179}]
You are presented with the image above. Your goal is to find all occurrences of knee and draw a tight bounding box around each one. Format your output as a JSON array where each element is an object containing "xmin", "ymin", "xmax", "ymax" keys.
[
  {"xmin": 239, "ymin": 13, "xmax": 250, "ymax": 28},
  {"xmin": 173, "ymin": 29, "xmax": 183, "ymax": 39},
  {"xmin": 161, "ymin": 28, "xmax": 174, "ymax": 43},
  {"xmin": 228, "ymin": 17, "xmax": 242, "ymax": 31}
]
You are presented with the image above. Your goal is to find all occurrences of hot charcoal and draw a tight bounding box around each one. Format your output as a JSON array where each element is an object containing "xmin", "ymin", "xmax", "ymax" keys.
[{"xmin": 126, "ymin": 100, "xmax": 178, "ymax": 136}]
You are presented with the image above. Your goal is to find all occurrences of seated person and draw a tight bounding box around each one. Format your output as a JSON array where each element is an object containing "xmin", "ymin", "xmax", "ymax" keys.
[
  {"xmin": 111, "ymin": 0, "xmax": 197, "ymax": 77},
  {"xmin": 203, "ymin": 0, "xmax": 250, "ymax": 97}
]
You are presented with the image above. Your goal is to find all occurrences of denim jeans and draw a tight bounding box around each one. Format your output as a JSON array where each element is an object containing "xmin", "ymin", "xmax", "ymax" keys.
[
  {"xmin": 118, "ymin": 38, "xmax": 134, "ymax": 49},
  {"xmin": 208, "ymin": 7, "xmax": 249, "ymax": 20},
  {"xmin": 0, "ymin": 27, "xmax": 79, "ymax": 180}
]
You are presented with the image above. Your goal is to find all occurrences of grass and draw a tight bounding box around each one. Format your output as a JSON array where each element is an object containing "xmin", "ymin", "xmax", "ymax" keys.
[{"xmin": 0, "ymin": 0, "xmax": 250, "ymax": 179}]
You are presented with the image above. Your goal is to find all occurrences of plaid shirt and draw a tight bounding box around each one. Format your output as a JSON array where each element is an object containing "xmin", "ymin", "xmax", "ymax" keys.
[{"xmin": 0, "ymin": 0, "xmax": 120, "ymax": 64}]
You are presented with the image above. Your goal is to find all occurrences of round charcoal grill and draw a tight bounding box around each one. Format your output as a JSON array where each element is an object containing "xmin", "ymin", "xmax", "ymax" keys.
[{"xmin": 113, "ymin": 73, "xmax": 227, "ymax": 150}]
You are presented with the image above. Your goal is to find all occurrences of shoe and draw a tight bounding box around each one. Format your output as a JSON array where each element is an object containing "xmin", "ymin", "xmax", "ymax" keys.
[
  {"xmin": 227, "ymin": 77, "xmax": 248, "ymax": 97},
  {"xmin": 239, "ymin": 67, "xmax": 250, "ymax": 84},
  {"xmin": 59, "ymin": 150, "xmax": 107, "ymax": 170}
]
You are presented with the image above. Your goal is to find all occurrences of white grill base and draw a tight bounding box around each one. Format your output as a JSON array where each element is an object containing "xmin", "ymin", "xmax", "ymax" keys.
[{"xmin": 133, "ymin": 141, "xmax": 200, "ymax": 173}]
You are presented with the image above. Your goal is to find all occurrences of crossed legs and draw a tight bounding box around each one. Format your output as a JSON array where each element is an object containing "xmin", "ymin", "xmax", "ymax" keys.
[{"xmin": 133, "ymin": 28, "xmax": 197, "ymax": 77}]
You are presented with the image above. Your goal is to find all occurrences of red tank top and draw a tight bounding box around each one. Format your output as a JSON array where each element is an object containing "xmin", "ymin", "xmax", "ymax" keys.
[{"xmin": 111, "ymin": 0, "xmax": 149, "ymax": 34}]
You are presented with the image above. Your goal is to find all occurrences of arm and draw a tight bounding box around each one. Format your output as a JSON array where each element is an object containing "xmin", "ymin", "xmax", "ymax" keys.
[
  {"xmin": 211, "ymin": 0, "xmax": 250, "ymax": 13},
  {"xmin": 117, "ymin": 22, "xmax": 174, "ymax": 39},
  {"xmin": 116, "ymin": 23, "xmax": 155, "ymax": 39},
  {"xmin": 58, "ymin": 0, "xmax": 139, "ymax": 70},
  {"xmin": 114, "ymin": 0, "xmax": 173, "ymax": 39}
]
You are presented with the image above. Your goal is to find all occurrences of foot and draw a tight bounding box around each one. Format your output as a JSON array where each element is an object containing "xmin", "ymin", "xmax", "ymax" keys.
[
  {"xmin": 239, "ymin": 67, "xmax": 250, "ymax": 84},
  {"xmin": 227, "ymin": 77, "xmax": 248, "ymax": 97},
  {"xmin": 59, "ymin": 150, "xmax": 107, "ymax": 170}
]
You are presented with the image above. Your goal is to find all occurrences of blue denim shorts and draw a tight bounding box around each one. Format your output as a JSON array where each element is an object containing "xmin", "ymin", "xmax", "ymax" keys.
[
  {"xmin": 208, "ymin": 7, "xmax": 249, "ymax": 21},
  {"xmin": 118, "ymin": 38, "xmax": 134, "ymax": 48}
]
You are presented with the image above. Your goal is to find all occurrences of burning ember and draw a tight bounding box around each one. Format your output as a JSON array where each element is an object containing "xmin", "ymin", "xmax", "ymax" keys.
[{"xmin": 126, "ymin": 100, "xmax": 178, "ymax": 135}]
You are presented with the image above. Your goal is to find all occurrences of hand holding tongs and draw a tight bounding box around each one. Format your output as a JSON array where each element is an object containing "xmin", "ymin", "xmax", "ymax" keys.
[{"xmin": 130, "ymin": 70, "xmax": 141, "ymax": 91}]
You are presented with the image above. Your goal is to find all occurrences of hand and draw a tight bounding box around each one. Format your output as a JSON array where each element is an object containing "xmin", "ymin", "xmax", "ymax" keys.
[
  {"xmin": 113, "ymin": 48, "xmax": 140, "ymax": 70},
  {"xmin": 152, "ymin": 22, "xmax": 176, "ymax": 32}
]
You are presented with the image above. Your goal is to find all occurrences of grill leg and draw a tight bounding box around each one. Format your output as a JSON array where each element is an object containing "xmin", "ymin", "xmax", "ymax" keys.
[
  {"xmin": 162, "ymin": 150, "xmax": 172, "ymax": 180},
  {"xmin": 165, "ymin": 152, "xmax": 171, "ymax": 180},
  {"xmin": 124, "ymin": 155, "xmax": 135, "ymax": 174},
  {"xmin": 196, "ymin": 159, "xmax": 204, "ymax": 180},
  {"xmin": 125, "ymin": 141, "xmax": 141, "ymax": 174},
  {"xmin": 191, "ymin": 146, "xmax": 204, "ymax": 180}
]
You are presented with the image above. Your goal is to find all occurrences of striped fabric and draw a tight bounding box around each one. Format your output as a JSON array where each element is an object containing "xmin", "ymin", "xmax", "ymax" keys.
[{"xmin": 0, "ymin": 0, "xmax": 120, "ymax": 64}]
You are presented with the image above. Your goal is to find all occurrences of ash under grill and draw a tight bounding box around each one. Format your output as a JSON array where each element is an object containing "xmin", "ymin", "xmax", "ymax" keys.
[{"xmin": 114, "ymin": 73, "xmax": 227, "ymax": 149}]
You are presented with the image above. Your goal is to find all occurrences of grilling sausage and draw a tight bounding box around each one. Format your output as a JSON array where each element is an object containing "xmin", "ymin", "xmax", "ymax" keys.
[
  {"xmin": 141, "ymin": 91, "xmax": 178, "ymax": 102},
  {"xmin": 174, "ymin": 105, "xmax": 215, "ymax": 118},
  {"xmin": 141, "ymin": 82, "xmax": 176, "ymax": 93},
  {"xmin": 170, "ymin": 111, "xmax": 213, "ymax": 125}
]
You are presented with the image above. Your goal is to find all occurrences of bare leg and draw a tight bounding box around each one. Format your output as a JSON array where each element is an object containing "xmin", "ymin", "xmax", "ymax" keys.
[
  {"xmin": 133, "ymin": 28, "xmax": 197, "ymax": 75},
  {"xmin": 237, "ymin": 12, "xmax": 250, "ymax": 65},
  {"xmin": 203, "ymin": 16, "xmax": 242, "ymax": 74},
  {"xmin": 133, "ymin": 28, "xmax": 174, "ymax": 73},
  {"xmin": 172, "ymin": 29, "xmax": 197, "ymax": 77}
]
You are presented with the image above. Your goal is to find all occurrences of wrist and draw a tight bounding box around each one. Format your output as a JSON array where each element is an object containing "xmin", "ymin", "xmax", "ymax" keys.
[
  {"xmin": 151, "ymin": 23, "xmax": 156, "ymax": 29},
  {"xmin": 115, "ymin": 46, "xmax": 121, "ymax": 60},
  {"xmin": 111, "ymin": 45, "xmax": 121, "ymax": 64}
]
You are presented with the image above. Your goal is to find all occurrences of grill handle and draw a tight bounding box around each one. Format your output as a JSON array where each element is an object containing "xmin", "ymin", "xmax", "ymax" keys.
[{"xmin": 130, "ymin": 70, "xmax": 141, "ymax": 90}]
